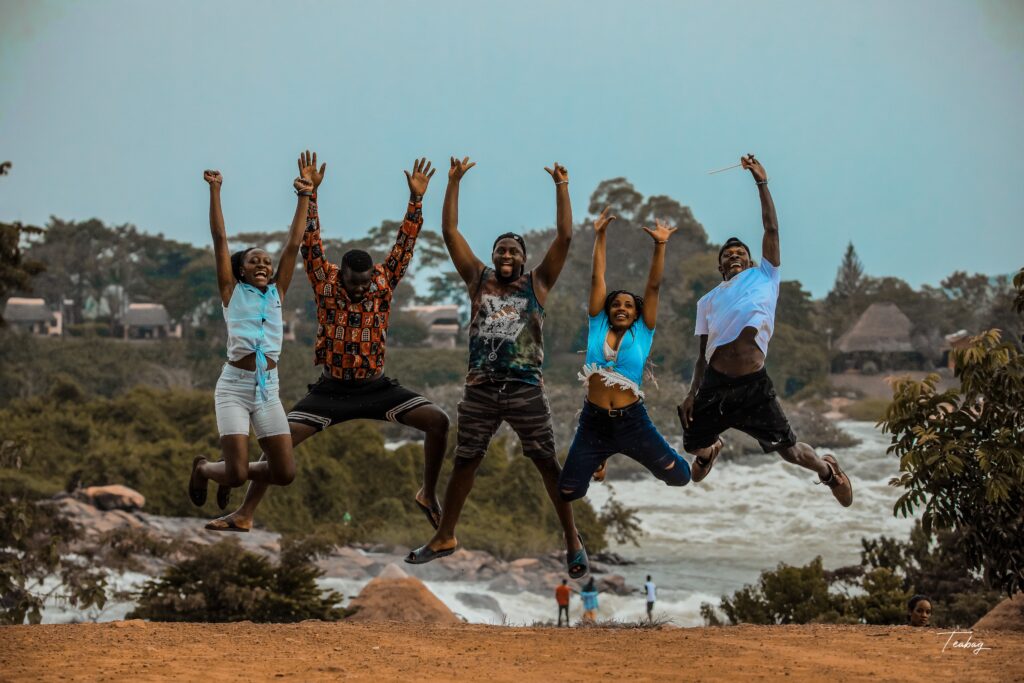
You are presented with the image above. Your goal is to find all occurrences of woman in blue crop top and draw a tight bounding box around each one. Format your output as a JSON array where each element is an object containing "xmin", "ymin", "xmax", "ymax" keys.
[
  {"xmin": 188, "ymin": 159, "xmax": 314, "ymax": 516},
  {"xmin": 557, "ymin": 208, "xmax": 692, "ymax": 501}
]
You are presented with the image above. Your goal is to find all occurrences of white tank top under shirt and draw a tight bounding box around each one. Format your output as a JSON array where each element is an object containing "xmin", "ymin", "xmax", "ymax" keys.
[
  {"xmin": 694, "ymin": 258, "xmax": 780, "ymax": 362},
  {"xmin": 223, "ymin": 282, "xmax": 283, "ymax": 401}
]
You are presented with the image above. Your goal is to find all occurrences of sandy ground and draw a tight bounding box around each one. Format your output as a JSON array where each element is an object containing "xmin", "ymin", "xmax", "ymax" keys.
[{"xmin": 2, "ymin": 622, "xmax": 1022, "ymax": 682}]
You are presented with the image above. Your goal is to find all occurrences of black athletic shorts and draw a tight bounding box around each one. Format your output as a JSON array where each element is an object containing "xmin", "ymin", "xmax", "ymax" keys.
[
  {"xmin": 681, "ymin": 366, "xmax": 797, "ymax": 453},
  {"xmin": 287, "ymin": 372, "xmax": 433, "ymax": 431}
]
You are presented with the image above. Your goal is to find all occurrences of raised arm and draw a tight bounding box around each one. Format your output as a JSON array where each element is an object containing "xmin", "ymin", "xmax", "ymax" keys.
[
  {"xmin": 533, "ymin": 162, "xmax": 573, "ymax": 301},
  {"xmin": 380, "ymin": 158, "xmax": 434, "ymax": 287},
  {"xmin": 273, "ymin": 175, "xmax": 314, "ymax": 300},
  {"xmin": 639, "ymin": 219, "xmax": 678, "ymax": 329},
  {"xmin": 741, "ymin": 154, "xmax": 778, "ymax": 267},
  {"xmin": 588, "ymin": 207, "xmax": 616, "ymax": 316},
  {"xmin": 296, "ymin": 150, "xmax": 332, "ymax": 289},
  {"xmin": 441, "ymin": 156, "xmax": 484, "ymax": 288},
  {"xmin": 204, "ymin": 170, "xmax": 234, "ymax": 307}
]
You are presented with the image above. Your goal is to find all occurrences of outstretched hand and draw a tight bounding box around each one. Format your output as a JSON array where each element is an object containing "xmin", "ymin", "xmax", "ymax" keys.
[
  {"xmin": 297, "ymin": 150, "xmax": 327, "ymax": 188},
  {"xmin": 741, "ymin": 153, "xmax": 767, "ymax": 183},
  {"xmin": 405, "ymin": 157, "xmax": 435, "ymax": 197},
  {"xmin": 593, "ymin": 207, "xmax": 616, "ymax": 234},
  {"xmin": 642, "ymin": 218, "xmax": 677, "ymax": 243},
  {"xmin": 449, "ymin": 156, "xmax": 476, "ymax": 182},
  {"xmin": 294, "ymin": 177, "xmax": 314, "ymax": 195},
  {"xmin": 203, "ymin": 170, "xmax": 223, "ymax": 187},
  {"xmin": 544, "ymin": 162, "xmax": 568, "ymax": 184}
]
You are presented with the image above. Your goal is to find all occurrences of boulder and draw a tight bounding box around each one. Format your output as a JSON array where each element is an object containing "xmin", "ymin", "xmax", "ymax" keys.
[
  {"xmin": 347, "ymin": 574, "xmax": 460, "ymax": 624},
  {"xmin": 77, "ymin": 485, "xmax": 146, "ymax": 511},
  {"xmin": 456, "ymin": 592, "xmax": 504, "ymax": 616},
  {"xmin": 973, "ymin": 593, "xmax": 1024, "ymax": 631}
]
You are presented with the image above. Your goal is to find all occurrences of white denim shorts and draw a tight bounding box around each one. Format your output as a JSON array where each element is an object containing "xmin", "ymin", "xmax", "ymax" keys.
[{"xmin": 214, "ymin": 364, "xmax": 291, "ymax": 439}]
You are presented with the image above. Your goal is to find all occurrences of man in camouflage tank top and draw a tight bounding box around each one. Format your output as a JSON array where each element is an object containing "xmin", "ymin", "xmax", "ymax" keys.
[{"xmin": 406, "ymin": 156, "xmax": 589, "ymax": 578}]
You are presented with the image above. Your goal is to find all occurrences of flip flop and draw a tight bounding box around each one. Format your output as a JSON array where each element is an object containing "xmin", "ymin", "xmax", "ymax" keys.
[
  {"xmin": 188, "ymin": 456, "xmax": 208, "ymax": 507},
  {"xmin": 404, "ymin": 542, "xmax": 459, "ymax": 565},
  {"xmin": 567, "ymin": 533, "xmax": 589, "ymax": 579},
  {"xmin": 205, "ymin": 517, "xmax": 250, "ymax": 533},
  {"xmin": 414, "ymin": 497, "xmax": 442, "ymax": 530},
  {"xmin": 216, "ymin": 484, "xmax": 231, "ymax": 511},
  {"xmin": 690, "ymin": 437, "xmax": 724, "ymax": 483}
]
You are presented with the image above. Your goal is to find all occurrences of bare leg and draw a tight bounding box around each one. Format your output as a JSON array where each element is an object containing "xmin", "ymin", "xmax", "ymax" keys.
[
  {"xmin": 532, "ymin": 456, "xmax": 582, "ymax": 555},
  {"xmin": 398, "ymin": 404, "xmax": 450, "ymax": 518},
  {"xmin": 199, "ymin": 435, "xmax": 250, "ymax": 487},
  {"xmin": 208, "ymin": 423, "xmax": 317, "ymax": 530},
  {"xmin": 777, "ymin": 442, "xmax": 831, "ymax": 479},
  {"xmin": 424, "ymin": 455, "xmax": 483, "ymax": 551},
  {"xmin": 247, "ymin": 434, "xmax": 296, "ymax": 485}
]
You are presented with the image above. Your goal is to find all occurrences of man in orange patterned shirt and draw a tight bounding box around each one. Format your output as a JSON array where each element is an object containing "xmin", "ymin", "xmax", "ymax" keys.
[{"xmin": 207, "ymin": 153, "xmax": 449, "ymax": 532}]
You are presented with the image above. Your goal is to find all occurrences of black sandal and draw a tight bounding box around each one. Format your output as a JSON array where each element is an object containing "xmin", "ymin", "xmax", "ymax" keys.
[
  {"xmin": 188, "ymin": 456, "xmax": 208, "ymax": 507},
  {"xmin": 404, "ymin": 542, "xmax": 459, "ymax": 565},
  {"xmin": 216, "ymin": 484, "xmax": 231, "ymax": 511},
  {"xmin": 414, "ymin": 497, "xmax": 442, "ymax": 530}
]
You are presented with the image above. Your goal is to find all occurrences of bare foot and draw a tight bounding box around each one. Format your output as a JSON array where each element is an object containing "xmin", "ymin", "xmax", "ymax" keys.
[{"xmin": 592, "ymin": 460, "xmax": 608, "ymax": 483}]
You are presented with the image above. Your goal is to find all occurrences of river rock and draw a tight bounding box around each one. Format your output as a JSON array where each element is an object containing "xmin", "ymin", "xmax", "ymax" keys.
[
  {"xmin": 77, "ymin": 485, "xmax": 146, "ymax": 511},
  {"xmin": 456, "ymin": 592, "xmax": 504, "ymax": 616}
]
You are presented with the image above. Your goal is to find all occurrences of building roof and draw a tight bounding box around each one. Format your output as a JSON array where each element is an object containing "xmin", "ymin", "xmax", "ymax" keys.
[
  {"xmin": 125, "ymin": 303, "xmax": 170, "ymax": 327},
  {"xmin": 3, "ymin": 297, "xmax": 52, "ymax": 323},
  {"xmin": 404, "ymin": 304, "xmax": 460, "ymax": 327},
  {"xmin": 835, "ymin": 302, "xmax": 915, "ymax": 353}
]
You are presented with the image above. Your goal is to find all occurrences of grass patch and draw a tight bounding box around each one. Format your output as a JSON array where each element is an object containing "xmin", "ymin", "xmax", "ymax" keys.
[{"xmin": 841, "ymin": 398, "xmax": 890, "ymax": 422}]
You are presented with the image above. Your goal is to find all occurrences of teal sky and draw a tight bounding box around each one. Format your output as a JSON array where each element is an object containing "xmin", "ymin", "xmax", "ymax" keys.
[{"xmin": 1, "ymin": 0, "xmax": 1022, "ymax": 296}]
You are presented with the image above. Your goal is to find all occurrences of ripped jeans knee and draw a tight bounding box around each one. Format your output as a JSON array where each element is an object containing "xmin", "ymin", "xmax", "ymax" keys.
[{"xmin": 653, "ymin": 455, "xmax": 691, "ymax": 487}]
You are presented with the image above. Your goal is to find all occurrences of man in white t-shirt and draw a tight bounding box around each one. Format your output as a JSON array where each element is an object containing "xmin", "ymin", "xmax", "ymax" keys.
[
  {"xmin": 677, "ymin": 155, "xmax": 853, "ymax": 507},
  {"xmin": 643, "ymin": 575, "xmax": 656, "ymax": 621}
]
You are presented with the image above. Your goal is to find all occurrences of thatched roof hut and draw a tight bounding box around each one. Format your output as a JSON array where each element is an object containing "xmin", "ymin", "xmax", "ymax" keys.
[{"xmin": 835, "ymin": 302, "xmax": 914, "ymax": 353}]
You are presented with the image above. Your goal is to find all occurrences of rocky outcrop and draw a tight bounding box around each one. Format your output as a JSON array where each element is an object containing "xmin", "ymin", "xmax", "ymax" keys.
[
  {"xmin": 74, "ymin": 485, "xmax": 146, "ymax": 511},
  {"xmin": 973, "ymin": 593, "xmax": 1024, "ymax": 631},
  {"xmin": 346, "ymin": 564, "xmax": 461, "ymax": 624}
]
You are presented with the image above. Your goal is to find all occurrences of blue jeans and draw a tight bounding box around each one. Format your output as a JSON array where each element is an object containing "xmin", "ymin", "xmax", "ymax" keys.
[{"xmin": 559, "ymin": 400, "xmax": 691, "ymax": 501}]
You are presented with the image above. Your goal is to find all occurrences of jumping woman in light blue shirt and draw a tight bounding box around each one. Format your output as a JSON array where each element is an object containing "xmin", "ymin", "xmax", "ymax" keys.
[
  {"xmin": 557, "ymin": 208, "xmax": 691, "ymax": 501},
  {"xmin": 188, "ymin": 162, "xmax": 313, "ymax": 515}
]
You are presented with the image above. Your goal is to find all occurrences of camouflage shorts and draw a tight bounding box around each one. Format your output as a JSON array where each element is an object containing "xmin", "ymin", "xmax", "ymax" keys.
[{"xmin": 456, "ymin": 380, "xmax": 556, "ymax": 460}]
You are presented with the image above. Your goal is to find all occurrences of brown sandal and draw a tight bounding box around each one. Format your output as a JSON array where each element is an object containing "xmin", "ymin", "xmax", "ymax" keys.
[
  {"xmin": 691, "ymin": 438, "xmax": 724, "ymax": 483},
  {"xmin": 818, "ymin": 454, "xmax": 853, "ymax": 507}
]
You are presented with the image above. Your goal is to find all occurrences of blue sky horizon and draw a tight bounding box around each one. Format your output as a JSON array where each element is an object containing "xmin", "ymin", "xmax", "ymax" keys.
[{"xmin": 1, "ymin": 0, "xmax": 1022, "ymax": 296}]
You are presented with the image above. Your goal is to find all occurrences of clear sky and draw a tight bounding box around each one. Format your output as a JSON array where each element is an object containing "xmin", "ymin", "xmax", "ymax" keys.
[{"xmin": 1, "ymin": 0, "xmax": 1021, "ymax": 296}]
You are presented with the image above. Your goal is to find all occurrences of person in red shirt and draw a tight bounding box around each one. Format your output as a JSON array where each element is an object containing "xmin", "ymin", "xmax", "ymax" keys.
[
  {"xmin": 555, "ymin": 579, "xmax": 573, "ymax": 627},
  {"xmin": 206, "ymin": 152, "xmax": 450, "ymax": 532}
]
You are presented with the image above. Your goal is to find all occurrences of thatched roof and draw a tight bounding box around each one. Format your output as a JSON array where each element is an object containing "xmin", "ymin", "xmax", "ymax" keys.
[
  {"xmin": 125, "ymin": 303, "xmax": 169, "ymax": 327},
  {"xmin": 3, "ymin": 297, "xmax": 52, "ymax": 323},
  {"xmin": 835, "ymin": 302, "xmax": 914, "ymax": 353}
]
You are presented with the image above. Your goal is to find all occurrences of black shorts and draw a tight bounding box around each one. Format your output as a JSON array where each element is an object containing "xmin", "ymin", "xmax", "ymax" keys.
[
  {"xmin": 681, "ymin": 366, "xmax": 797, "ymax": 453},
  {"xmin": 456, "ymin": 381, "xmax": 556, "ymax": 460},
  {"xmin": 287, "ymin": 373, "xmax": 433, "ymax": 432}
]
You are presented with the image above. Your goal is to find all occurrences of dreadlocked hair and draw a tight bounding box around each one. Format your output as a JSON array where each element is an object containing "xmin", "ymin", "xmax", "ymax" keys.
[{"xmin": 602, "ymin": 289, "xmax": 658, "ymax": 388}]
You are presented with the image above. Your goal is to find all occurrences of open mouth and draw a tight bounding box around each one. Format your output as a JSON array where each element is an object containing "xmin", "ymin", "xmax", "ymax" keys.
[{"xmin": 613, "ymin": 312, "xmax": 630, "ymax": 321}]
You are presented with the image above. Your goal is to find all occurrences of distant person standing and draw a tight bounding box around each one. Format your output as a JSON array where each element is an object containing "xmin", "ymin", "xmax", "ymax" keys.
[
  {"xmin": 580, "ymin": 578, "xmax": 601, "ymax": 623},
  {"xmin": 555, "ymin": 579, "xmax": 572, "ymax": 627},
  {"xmin": 643, "ymin": 575, "xmax": 656, "ymax": 621}
]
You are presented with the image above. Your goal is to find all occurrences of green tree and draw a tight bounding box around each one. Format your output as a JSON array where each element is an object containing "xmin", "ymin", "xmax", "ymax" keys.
[
  {"xmin": 129, "ymin": 536, "xmax": 346, "ymax": 622},
  {"xmin": 882, "ymin": 329, "xmax": 1024, "ymax": 595}
]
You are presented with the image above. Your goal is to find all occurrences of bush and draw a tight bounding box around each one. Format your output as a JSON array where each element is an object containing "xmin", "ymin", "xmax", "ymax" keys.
[
  {"xmin": 129, "ymin": 536, "xmax": 347, "ymax": 622},
  {"xmin": 842, "ymin": 398, "xmax": 890, "ymax": 422}
]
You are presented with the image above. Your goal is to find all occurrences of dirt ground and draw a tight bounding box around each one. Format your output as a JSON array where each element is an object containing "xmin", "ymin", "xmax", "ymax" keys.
[{"xmin": 2, "ymin": 621, "xmax": 1022, "ymax": 682}]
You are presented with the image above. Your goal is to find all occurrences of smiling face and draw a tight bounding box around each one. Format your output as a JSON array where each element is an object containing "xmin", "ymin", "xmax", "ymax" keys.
[
  {"xmin": 718, "ymin": 244, "xmax": 752, "ymax": 280},
  {"xmin": 909, "ymin": 600, "xmax": 932, "ymax": 627},
  {"xmin": 492, "ymin": 238, "xmax": 526, "ymax": 280},
  {"xmin": 239, "ymin": 249, "xmax": 273, "ymax": 288},
  {"xmin": 607, "ymin": 292, "xmax": 639, "ymax": 330}
]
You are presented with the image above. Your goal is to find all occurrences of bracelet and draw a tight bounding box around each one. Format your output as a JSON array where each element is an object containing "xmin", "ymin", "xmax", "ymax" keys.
[
  {"xmin": 295, "ymin": 190, "xmax": 313, "ymax": 197},
  {"xmin": 555, "ymin": 180, "xmax": 568, "ymax": 186},
  {"xmin": 654, "ymin": 240, "xmax": 667, "ymax": 244},
  {"xmin": 410, "ymin": 193, "xmax": 423, "ymax": 203},
  {"xmin": 756, "ymin": 179, "xmax": 769, "ymax": 186}
]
